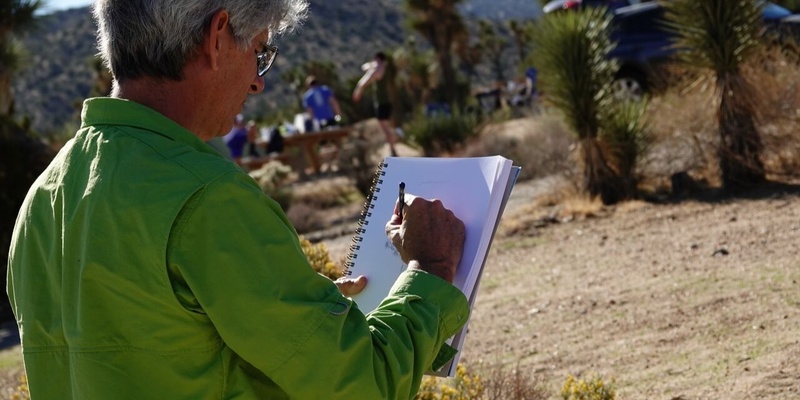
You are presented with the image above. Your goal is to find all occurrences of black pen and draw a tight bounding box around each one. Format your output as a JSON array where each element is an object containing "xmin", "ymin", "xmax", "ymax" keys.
[{"xmin": 398, "ymin": 182, "xmax": 405, "ymax": 220}]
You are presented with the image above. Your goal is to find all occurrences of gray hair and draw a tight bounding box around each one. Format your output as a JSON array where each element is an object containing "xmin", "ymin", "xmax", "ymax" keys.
[{"xmin": 93, "ymin": 0, "xmax": 307, "ymax": 82}]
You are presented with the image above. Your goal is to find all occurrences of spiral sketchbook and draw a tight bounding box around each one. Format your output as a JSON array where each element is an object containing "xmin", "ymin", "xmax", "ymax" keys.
[{"xmin": 344, "ymin": 156, "xmax": 520, "ymax": 377}]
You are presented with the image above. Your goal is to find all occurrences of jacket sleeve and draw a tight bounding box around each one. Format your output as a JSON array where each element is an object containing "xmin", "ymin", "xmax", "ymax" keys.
[{"xmin": 167, "ymin": 172, "xmax": 469, "ymax": 400}]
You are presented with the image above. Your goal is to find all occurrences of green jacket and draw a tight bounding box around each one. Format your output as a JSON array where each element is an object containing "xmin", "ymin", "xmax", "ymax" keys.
[{"xmin": 7, "ymin": 97, "xmax": 468, "ymax": 399}]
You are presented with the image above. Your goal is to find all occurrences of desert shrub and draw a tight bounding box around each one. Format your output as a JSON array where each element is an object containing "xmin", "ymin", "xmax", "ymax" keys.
[
  {"xmin": 416, "ymin": 362, "xmax": 548, "ymax": 400},
  {"xmin": 416, "ymin": 364, "xmax": 484, "ymax": 400},
  {"xmin": 561, "ymin": 374, "xmax": 616, "ymax": 400},
  {"xmin": 746, "ymin": 45, "xmax": 800, "ymax": 179},
  {"xmin": 284, "ymin": 177, "xmax": 364, "ymax": 235},
  {"xmin": 403, "ymin": 109, "xmax": 480, "ymax": 156},
  {"xmin": 290, "ymin": 177, "xmax": 363, "ymax": 210},
  {"xmin": 639, "ymin": 83, "xmax": 719, "ymax": 190},
  {"xmin": 461, "ymin": 112, "xmax": 575, "ymax": 183},
  {"xmin": 299, "ymin": 236, "xmax": 343, "ymax": 280},
  {"xmin": 286, "ymin": 203, "xmax": 324, "ymax": 234},
  {"xmin": 10, "ymin": 373, "xmax": 29, "ymax": 400},
  {"xmin": 337, "ymin": 122, "xmax": 386, "ymax": 198},
  {"xmin": 600, "ymin": 98, "xmax": 653, "ymax": 195},
  {"xmin": 481, "ymin": 363, "xmax": 549, "ymax": 400},
  {"xmin": 249, "ymin": 161, "xmax": 293, "ymax": 211}
]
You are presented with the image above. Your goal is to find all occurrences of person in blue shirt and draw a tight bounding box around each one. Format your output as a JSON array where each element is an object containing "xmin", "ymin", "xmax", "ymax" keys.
[
  {"xmin": 224, "ymin": 114, "xmax": 249, "ymax": 163},
  {"xmin": 302, "ymin": 75, "xmax": 342, "ymax": 130}
]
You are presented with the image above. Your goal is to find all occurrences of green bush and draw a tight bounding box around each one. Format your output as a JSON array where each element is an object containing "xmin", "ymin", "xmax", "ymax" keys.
[
  {"xmin": 403, "ymin": 109, "xmax": 479, "ymax": 156},
  {"xmin": 600, "ymin": 98, "xmax": 652, "ymax": 196}
]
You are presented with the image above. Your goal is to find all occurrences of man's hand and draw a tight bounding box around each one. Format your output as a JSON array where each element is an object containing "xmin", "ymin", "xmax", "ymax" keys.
[
  {"xmin": 334, "ymin": 275, "xmax": 367, "ymax": 296},
  {"xmin": 385, "ymin": 195, "xmax": 466, "ymax": 283}
]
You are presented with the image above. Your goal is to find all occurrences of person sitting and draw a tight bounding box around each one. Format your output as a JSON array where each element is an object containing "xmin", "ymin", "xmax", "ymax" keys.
[{"xmin": 264, "ymin": 125, "xmax": 284, "ymax": 155}]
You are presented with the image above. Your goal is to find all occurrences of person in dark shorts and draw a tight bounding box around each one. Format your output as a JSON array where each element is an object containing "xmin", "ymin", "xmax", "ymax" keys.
[{"xmin": 353, "ymin": 52, "xmax": 399, "ymax": 156}]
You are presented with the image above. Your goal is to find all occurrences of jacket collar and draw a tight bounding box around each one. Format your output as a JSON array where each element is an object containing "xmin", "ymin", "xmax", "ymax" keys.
[{"xmin": 80, "ymin": 97, "xmax": 218, "ymax": 156}]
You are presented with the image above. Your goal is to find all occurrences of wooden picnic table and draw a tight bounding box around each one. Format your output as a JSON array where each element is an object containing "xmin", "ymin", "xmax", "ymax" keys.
[{"xmin": 282, "ymin": 127, "xmax": 350, "ymax": 174}]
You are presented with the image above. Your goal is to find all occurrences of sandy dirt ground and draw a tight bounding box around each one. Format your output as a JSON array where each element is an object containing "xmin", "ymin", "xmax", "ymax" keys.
[
  {"xmin": 3, "ymin": 118, "xmax": 798, "ymax": 399},
  {"xmin": 322, "ymin": 176, "xmax": 800, "ymax": 399}
]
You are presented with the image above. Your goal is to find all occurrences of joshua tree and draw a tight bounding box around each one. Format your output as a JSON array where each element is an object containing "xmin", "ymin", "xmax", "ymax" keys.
[
  {"xmin": 393, "ymin": 38, "xmax": 439, "ymax": 107},
  {"xmin": 0, "ymin": 0, "xmax": 41, "ymax": 116},
  {"xmin": 477, "ymin": 19, "xmax": 510, "ymax": 82},
  {"xmin": 531, "ymin": 7, "xmax": 649, "ymax": 204},
  {"xmin": 664, "ymin": 0, "xmax": 766, "ymax": 191},
  {"xmin": 404, "ymin": 0, "xmax": 467, "ymax": 105},
  {"xmin": 507, "ymin": 19, "xmax": 535, "ymax": 65},
  {"xmin": 774, "ymin": 0, "xmax": 800, "ymax": 12}
]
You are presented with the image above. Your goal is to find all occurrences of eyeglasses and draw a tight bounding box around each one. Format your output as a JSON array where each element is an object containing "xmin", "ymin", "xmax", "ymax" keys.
[{"xmin": 257, "ymin": 43, "xmax": 279, "ymax": 77}]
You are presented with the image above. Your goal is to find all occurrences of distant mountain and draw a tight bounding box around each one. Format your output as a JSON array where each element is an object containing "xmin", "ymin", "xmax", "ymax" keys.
[
  {"xmin": 460, "ymin": 0, "xmax": 542, "ymax": 20},
  {"xmin": 11, "ymin": 0, "xmax": 541, "ymax": 134},
  {"xmin": 12, "ymin": 7, "xmax": 99, "ymax": 135}
]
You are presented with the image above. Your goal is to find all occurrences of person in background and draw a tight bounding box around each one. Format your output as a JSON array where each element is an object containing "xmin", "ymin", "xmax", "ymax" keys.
[
  {"xmin": 302, "ymin": 75, "xmax": 342, "ymax": 130},
  {"xmin": 353, "ymin": 51, "xmax": 399, "ymax": 157},
  {"xmin": 6, "ymin": 0, "xmax": 468, "ymax": 399},
  {"xmin": 264, "ymin": 124, "xmax": 285, "ymax": 155},
  {"xmin": 223, "ymin": 113, "xmax": 249, "ymax": 163},
  {"xmin": 245, "ymin": 119, "xmax": 261, "ymax": 157}
]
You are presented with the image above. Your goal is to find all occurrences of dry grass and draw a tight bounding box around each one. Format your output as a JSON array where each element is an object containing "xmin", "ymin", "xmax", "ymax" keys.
[
  {"xmin": 641, "ymin": 45, "xmax": 800, "ymax": 193},
  {"xmin": 285, "ymin": 176, "xmax": 364, "ymax": 234},
  {"xmin": 0, "ymin": 348, "xmax": 26, "ymax": 400},
  {"xmin": 460, "ymin": 111, "xmax": 575, "ymax": 183}
]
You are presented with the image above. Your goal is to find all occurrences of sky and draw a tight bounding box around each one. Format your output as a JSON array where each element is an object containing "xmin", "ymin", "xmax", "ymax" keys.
[{"xmin": 41, "ymin": 0, "xmax": 93, "ymax": 13}]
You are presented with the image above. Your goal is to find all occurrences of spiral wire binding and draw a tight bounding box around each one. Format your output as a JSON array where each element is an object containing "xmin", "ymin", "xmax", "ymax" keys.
[{"xmin": 343, "ymin": 161, "xmax": 388, "ymax": 275}]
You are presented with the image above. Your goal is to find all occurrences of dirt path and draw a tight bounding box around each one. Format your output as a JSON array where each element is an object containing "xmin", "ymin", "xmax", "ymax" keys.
[
  {"xmin": 323, "ymin": 178, "xmax": 800, "ymax": 399},
  {"xmin": 463, "ymin": 184, "xmax": 800, "ymax": 399}
]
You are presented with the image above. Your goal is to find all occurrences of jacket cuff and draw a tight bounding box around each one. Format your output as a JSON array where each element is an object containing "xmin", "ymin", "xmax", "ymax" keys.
[{"xmin": 389, "ymin": 270, "xmax": 470, "ymax": 340}]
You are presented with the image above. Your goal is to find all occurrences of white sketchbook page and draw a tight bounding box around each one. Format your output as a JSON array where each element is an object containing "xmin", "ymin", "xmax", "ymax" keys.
[
  {"xmin": 347, "ymin": 156, "xmax": 511, "ymax": 314},
  {"xmin": 433, "ymin": 166, "xmax": 521, "ymax": 377}
]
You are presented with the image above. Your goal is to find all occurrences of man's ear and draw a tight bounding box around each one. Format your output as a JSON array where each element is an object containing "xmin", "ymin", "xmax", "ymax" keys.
[{"xmin": 204, "ymin": 9, "xmax": 231, "ymax": 72}]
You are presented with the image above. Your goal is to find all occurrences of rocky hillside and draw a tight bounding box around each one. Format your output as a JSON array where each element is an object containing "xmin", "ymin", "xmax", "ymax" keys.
[{"xmin": 11, "ymin": 0, "xmax": 541, "ymax": 134}]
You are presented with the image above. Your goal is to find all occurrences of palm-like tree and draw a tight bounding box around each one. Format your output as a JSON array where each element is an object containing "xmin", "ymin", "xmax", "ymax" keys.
[
  {"xmin": 394, "ymin": 39, "xmax": 439, "ymax": 107},
  {"xmin": 507, "ymin": 19, "xmax": 534, "ymax": 65},
  {"xmin": 663, "ymin": 0, "xmax": 766, "ymax": 190},
  {"xmin": 531, "ymin": 7, "xmax": 630, "ymax": 204},
  {"xmin": 477, "ymin": 19, "xmax": 509, "ymax": 82},
  {"xmin": 404, "ymin": 0, "xmax": 467, "ymax": 105},
  {"xmin": 453, "ymin": 33, "xmax": 482, "ymax": 86},
  {"xmin": 773, "ymin": 0, "xmax": 800, "ymax": 12},
  {"xmin": 0, "ymin": 0, "xmax": 42, "ymax": 116}
]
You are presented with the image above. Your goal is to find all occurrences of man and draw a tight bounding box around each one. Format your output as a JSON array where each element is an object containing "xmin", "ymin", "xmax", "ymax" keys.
[
  {"xmin": 302, "ymin": 75, "xmax": 342, "ymax": 130},
  {"xmin": 7, "ymin": 1, "xmax": 468, "ymax": 399},
  {"xmin": 353, "ymin": 51, "xmax": 400, "ymax": 156}
]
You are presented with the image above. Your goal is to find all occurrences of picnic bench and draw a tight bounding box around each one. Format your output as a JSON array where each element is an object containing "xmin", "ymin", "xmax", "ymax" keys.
[
  {"xmin": 243, "ymin": 127, "xmax": 351, "ymax": 175},
  {"xmin": 282, "ymin": 127, "xmax": 350, "ymax": 174}
]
